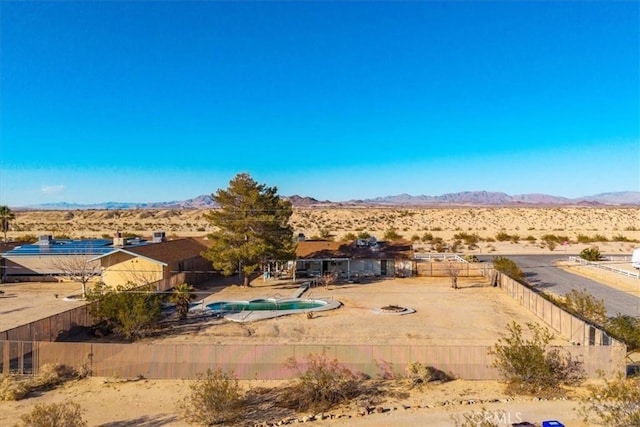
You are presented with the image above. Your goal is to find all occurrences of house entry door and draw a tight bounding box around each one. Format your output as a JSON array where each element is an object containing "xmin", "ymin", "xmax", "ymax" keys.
[{"xmin": 381, "ymin": 260, "xmax": 388, "ymax": 276}]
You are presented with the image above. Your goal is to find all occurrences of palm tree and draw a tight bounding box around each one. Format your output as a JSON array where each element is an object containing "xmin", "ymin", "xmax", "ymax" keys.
[
  {"xmin": 0, "ymin": 205, "xmax": 15, "ymax": 242},
  {"xmin": 169, "ymin": 283, "xmax": 195, "ymax": 320}
]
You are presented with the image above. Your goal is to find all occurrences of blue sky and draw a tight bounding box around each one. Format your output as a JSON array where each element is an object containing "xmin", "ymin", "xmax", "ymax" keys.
[{"xmin": 0, "ymin": 1, "xmax": 638, "ymax": 207}]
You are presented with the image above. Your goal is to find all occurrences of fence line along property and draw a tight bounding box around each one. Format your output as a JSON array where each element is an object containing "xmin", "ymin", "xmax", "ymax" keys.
[
  {"xmin": 568, "ymin": 256, "xmax": 640, "ymax": 279},
  {"xmin": 0, "ymin": 266, "xmax": 628, "ymax": 380}
]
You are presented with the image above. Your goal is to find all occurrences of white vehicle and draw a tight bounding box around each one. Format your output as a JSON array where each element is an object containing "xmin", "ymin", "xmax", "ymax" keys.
[{"xmin": 632, "ymin": 248, "xmax": 640, "ymax": 269}]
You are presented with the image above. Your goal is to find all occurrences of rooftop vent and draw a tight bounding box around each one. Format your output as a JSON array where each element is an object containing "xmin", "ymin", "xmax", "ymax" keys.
[
  {"xmin": 113, "ymin": 230, "xmax": 126, "ymax": 247},
  {"xmin": 38, "ymin": 235, "xmax": 54, "ymax": 246},
  {"xmin": 152, "ymin": 231, "xmax": 166, "ymax": 243},
  {"xmin": 297, "ymin": 233, "xmax": 306, "ymax": 242}
]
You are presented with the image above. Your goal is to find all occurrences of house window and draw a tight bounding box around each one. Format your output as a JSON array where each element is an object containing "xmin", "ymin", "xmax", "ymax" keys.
[
  {"xmin": 178, "ymin": 261, "xmax": 184, "ymax": 272},
  {"xmin": 364, "ymin": 260, "xmax": 373, "ymax": 271}
]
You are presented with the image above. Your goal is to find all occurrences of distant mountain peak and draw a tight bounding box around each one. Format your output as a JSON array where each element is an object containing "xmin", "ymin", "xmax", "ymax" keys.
[{"xmin": 17, "ymin": 190, "xmax": 640, "ymax": 210}]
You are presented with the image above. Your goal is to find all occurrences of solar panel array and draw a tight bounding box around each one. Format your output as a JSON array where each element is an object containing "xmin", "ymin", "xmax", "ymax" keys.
[{"xmin": 1, "ymin": 238, "xmax": 147, "ymax": 256}]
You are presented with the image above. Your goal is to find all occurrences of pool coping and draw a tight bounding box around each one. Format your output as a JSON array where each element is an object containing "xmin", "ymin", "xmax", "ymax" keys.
[{"xmin": 202, "ymin": 297, "xmax": 342, "ymax": 323}]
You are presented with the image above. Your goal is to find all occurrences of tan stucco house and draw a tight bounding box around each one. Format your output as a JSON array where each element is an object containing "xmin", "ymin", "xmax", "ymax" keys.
[{"xmin": 93, "ymin": 238, "xmax": 213, "ymax": 288}]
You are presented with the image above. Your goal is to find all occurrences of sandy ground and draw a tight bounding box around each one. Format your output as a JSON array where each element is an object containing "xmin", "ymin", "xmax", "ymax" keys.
[
  {"xmin": 1, "ymin": 206, "xmax": 639, "ymax": 426},
  {"xmin": 1, "ymin": 264, "xmax": 633, "ymax": 426}
]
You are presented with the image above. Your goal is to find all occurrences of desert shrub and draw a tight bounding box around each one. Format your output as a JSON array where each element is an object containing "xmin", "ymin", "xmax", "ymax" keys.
[
  {"xmin": 576, "ymin": 234, "xmax": 593, "ymax": 243},
  {"xmin": 383, "ymin": 228, "xmax": 403, "ymax": 240},
  {"xmin": 492, "ymin": 257, "xmax": 524, "ymax": 281},
  {"xmin": 495, "ymin": 231, "xmax": 511, "ymax": 242},
  {"xmin": 0, "ymin": 374, "xmax": 29, "ymax": 401},
  {"xmin": 563, "ymin": 289, "xmax": 607, "ymax": 325},
  {"xmin": 341, "ymin": 232, "xmax": 358, "ymax": 241},
  {"xmin": 356, "ymin": 231, "xmax": 371, "ymax": 239},
  {"xmin": 490, "ymin": 322, "xmax": 585, "ymax": 395},
  {"xmin": 524, "ymin": 235, "xmax": 536, "ymax": 242},
  {"xmin": 612, "ymin": 234, "xmax": 634, "ymax": 242},
  {"xmin": 580, "ymin": 246, "xmax": 602, "ymax": 261},
  {"xmin": 405, "ymin": 362, "xmax": 453, "ymax": 390},
  {"xmin": 179, "ymin": 368, "xmax": 243, "ymax": 426},
  {"xmin": 605, "ymin": 315, "xmax": 640, "ymax": 352},
  {"xmin": 14, "ymin": 234, "xmax": 37, "ymax": 243},
  {"xmin": 87, "ymin": 282, "xmax": 163, "ymax": 340},
  {"xmin": 0, "ymin": 364, "xmax": 79, "ymax": 402},
  {"xmin": 421, "ymin": 232, "xmax": 434, "ymax": 242},
  {"xmin": 32, "ymin": 363, "xmax": 78, "ymax": 390},
  {"xmin": 16, "ymin": 402, "xmax": 87, "ymax": 427},
  {"xmin": 453, "ymin": 232, "xmax": 480, "ymax": 245},
  {"xmin": 282, "ymin": 352, "xmax": 369, "ymax": 412},
  {"xmin": 578, "ymin": 374, "xmax": 640, "ymax": 427}
]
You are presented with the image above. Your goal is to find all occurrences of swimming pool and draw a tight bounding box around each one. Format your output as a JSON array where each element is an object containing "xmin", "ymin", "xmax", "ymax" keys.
[
  {"xmin": 205, "ymin": 297, "xmax": 341, "ymax": 322},
  {"xmin": 207, "ymin": 298, "xmax": 325, "ymax": 312}
]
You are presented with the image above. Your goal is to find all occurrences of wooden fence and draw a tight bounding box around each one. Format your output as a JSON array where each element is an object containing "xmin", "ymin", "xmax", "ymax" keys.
[{"xmin": 0, "ymin": 341, "xmax": 626, "ymax": 380}]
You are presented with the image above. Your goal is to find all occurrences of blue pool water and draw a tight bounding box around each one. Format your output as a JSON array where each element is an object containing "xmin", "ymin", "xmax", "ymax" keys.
[{"xmin": 206, "ymin": 298, "xmax": 325, "ymax": 312}]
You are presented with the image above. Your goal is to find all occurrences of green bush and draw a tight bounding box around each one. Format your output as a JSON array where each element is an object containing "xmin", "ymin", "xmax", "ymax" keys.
[
  {"xmin": 492, "ymin": 257, "xmax": 524, "ymax": 281},
  {"xmin": 563, "ymin": 289, "xmax": 607, "ymax": 325},
  {"xmin": 605, "ymin": 315, "xmax": 640, "ymax": 352},
  {"xmin": 490, "ymin": 322, "xmax": 585, "ymax": 395},
  {"xmin": 179, "ymin": 368, "xmax": 244, "ymax": 426},
  {"xmin": 383, "ymin": 228, "xmax": 403, "ymax": 240},
  {"xmin": 580, "ymin": 246, "xmax": 602, "ymax": 261},
  {"xmin": 16, "ymin": 402, "xmax": 87, "ymax": 427},
  {"xmin": 495, "ymin": 232, "xmax": 511, "ymax": 242},
  {"xmin": 87, "ymin": 282, "xmax": 163, "ymax": 340}
]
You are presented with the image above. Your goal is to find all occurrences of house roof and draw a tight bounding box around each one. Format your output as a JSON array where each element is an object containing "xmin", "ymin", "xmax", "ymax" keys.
[
  {"xmin": 295, "ymin": 240, "xmax": 413, "ymax": 260},
  {"xmin": 95, "ymin": 238, "xmax": 209, "ymax": 265}
]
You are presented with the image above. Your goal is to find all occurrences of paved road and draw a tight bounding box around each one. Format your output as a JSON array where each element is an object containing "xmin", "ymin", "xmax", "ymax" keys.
[{"xmin": 477, "ymin": 255, "xmax": 640, "ymax": 317}]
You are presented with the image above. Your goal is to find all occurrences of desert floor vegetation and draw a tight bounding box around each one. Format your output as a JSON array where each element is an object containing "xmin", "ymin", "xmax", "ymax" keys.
[{"xmin": 6, "ymin": 207, "xmax": 640, "ymax": 254}]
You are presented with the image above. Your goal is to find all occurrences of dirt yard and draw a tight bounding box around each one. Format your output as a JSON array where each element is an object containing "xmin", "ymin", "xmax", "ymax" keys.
[
  {"xmin": 0, "ymin": 269, "xmax": 627, "ymax": 426},
  {"xmin": 1, "ymin": 206, "xmax": 638, "ymax": 426}
]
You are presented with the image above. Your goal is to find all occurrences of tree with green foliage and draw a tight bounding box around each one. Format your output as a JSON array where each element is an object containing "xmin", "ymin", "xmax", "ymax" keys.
[
  {"xmin": 490, "ymin": 321, "xmax": 584, "ymax": 394},
  {"xmin": 605, "ymin": 315, "xmax": 640, "ymax": 352},
  {"xmin": 563, "ymin": 288, "xmax": 607, "ymax": 325},
  {"xmin": 492, "ymin": 256, "xmax": 524, "ymax": 281},
  {"xmin": 203, "ymin": 173, "xmax": 295, "ymax": 288},
  {"xmin": 87, "ymin": 282, "xmax": 163, "ymax": 340},
  {"xmin": 169, "ymin": 283, "xmax": 195, "ymax": 320},
  {"xmin": 0, "ymin": 205, "xmax": 15, "ymax": 242},
  {"xmin": 580, "ymin": 245, "xmax": 602, "ymax": 261}
]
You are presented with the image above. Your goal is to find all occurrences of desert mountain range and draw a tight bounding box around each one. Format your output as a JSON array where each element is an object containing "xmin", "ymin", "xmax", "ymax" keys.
[{"xmin": 21, "ymin": 190, "xmax": 640, "ymax": 210}]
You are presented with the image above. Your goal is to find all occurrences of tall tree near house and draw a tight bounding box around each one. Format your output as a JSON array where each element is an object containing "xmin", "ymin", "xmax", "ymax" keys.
[
  {"xmin": 49, "ymin": 254, "xmax": 102, "ymax": 298},
  {"xmin": 203, "ymin": 173, "xmax": 295, "ymax": 288},
  {"xmin": 0, "ymin": 205, "xmax": 15, "ymax": 242}
]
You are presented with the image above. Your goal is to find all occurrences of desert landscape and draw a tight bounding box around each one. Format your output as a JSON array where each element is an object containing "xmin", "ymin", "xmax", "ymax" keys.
[
  {"xmin": 5, "ymin": 206, "xmax": 640, "ymax": 254},
  {"xmin": 1, "ymin": 206, "xmax": 639, "ymax": 426}
]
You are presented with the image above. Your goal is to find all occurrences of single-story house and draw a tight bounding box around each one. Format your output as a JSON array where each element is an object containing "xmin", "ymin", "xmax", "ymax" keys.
[
  {"xmin": 93, "ymin": 237, "xmax": 214, "ymax": 288},
  {"xmin": 293, "ymin": 237, "xmax": 414, "ymax": 280},
  {"xmin": 0, "ymin": 235, "xmax": 137, "ymax": 283}
]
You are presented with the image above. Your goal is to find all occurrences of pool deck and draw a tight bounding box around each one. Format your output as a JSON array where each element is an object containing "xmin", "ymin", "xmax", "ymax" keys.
[{"xmin": 195, "ymin": 281, "xmax": 341, "ymax": 323}]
